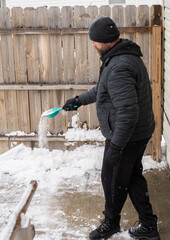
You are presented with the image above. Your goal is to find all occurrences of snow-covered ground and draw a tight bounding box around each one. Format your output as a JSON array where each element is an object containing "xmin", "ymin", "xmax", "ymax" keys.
[{"xmin": 0, "ymin": 122, "xmax": 168, "ymax": 239}]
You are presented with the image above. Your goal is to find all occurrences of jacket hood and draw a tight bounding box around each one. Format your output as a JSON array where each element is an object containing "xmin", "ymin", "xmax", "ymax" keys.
[{"xmin": 101, "ymin": 39, "xmax": 143, "ymax": 63}]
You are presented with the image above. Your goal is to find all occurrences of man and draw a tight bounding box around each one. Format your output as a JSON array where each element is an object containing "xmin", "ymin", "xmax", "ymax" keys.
[{"xmin": 63, "ymin": 17, "xmax": 160, "ymax": 240}]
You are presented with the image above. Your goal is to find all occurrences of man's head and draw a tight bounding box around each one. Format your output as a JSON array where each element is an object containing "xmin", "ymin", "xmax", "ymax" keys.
[{"xmin": 89, "ymin": 16, "xmax": 120, "ymax": 56}]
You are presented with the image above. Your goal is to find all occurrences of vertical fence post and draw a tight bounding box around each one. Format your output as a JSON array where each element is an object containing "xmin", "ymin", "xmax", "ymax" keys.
[
  {"xmin": 151, "ymin": 5, "xmax": 162, "ymax": 162},
  {"xmin": 152, "ymin": 25, "xmax": 162, "ymax": 162}
]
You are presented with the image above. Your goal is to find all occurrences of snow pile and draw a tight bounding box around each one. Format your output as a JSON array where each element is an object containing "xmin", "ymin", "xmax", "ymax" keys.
[
  {"xmin": 5, "ymin": 131, "xmax": 36, "ymax": 136},
  {"xmin": 0, "ymin": 140, "xmax": 166, "ymax": 182},
  {"xmin": 0, "ymin": 143, "xmax": 103, "ymax": 187},
  {"xmin": 142, "ymin": 156, "xmax": 167, "ymax": 171},
  {"xmin": 63, "ymin": 114, "xmax": 105, "ymax": 142},
  {"xmin": 0, "ymin": 127, "xmax": 168, "ymax": 240},
  {"xmin": 64, "ymin": 127, "xmax": 105, "ymax": 142}
]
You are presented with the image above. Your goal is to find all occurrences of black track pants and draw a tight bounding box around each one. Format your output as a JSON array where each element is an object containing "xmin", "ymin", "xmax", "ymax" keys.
[{"xmin": 101, "ymin": 138, "xmax": 157, "ymax": 226}]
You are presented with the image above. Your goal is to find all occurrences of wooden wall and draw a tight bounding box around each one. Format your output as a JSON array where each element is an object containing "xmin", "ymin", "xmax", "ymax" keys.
[
  {"xmin": 163, "ymin": 0, "xmax": 170, "ymax": 166},
  {"xmin": 0, "ymin": 5, "xmax": 162, "ymax": 161}
]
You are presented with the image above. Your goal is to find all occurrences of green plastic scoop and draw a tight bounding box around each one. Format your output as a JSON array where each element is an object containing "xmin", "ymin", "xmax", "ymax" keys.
[
  {"xmin": 42, "ymin": 105, "xmax": 78, "ymax": 118},
  {"xmin": 42, "ymin": 107, "xmax": 63, "ymax": 118}
]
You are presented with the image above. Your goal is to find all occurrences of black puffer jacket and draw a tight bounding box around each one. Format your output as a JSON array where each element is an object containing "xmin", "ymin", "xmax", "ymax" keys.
[{"xmin": 78, "ymin": 39, "xmax": 155, "ymax": 148}]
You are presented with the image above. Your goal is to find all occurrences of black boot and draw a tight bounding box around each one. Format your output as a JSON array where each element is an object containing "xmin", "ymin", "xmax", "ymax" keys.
[
  {"xmin": 128, "ymin": 223, "xmax": 160, "ymax": 240},
  {"xmin": 89, "ymin": 218, "xmax": 120, "ymax": 240}
]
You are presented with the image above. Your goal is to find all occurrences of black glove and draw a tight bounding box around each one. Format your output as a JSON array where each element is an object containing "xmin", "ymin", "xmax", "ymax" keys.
[
  {"xmin": 62, "ymin": 96, "xmax": 82, "ymax": 111},
  {"xmin": 105, "ymin": 142, "xmax": 123, "ymax": 166}
]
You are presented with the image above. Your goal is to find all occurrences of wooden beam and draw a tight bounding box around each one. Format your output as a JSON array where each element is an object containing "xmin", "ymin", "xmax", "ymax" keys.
[
  {"xmin": 1, "ymin": 181, "xmax": 37, "ymax": 240},
  {"xmin": 0, "ymin": 135, "xmax": 66, "ymax": 142},
  {"xmin": 0, "ymin": 26, "xmax": 152, "ymax": 35},
  {"xmin": 11, "ymin": 181, "xmax": 38, "ymax": 240},
  {"xmin": 152, "ymin": 25, "xmax": 162, "ymax": 162},
  {"xmin": 0, "ymin": 84, "xmax": 96, "ymax": 90},
  {"xmin": 0, "ymin": 135, "xmax": 105, "ymax": 144}
]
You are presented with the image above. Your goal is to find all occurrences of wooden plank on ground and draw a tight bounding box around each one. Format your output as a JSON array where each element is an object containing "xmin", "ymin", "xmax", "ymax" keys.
[
  {"xmin": 3, "ymin": 180, "xmax": 37, "ymax": 240},
  {"xmin": 24, "ymin": 7, "xmax": 41, "ymax": 133},
  {"xmin": 12, "ymin": 7, "xmax": 30, "ymax": 134},
  {"xmin": 0, "ymin": 7, "xmax": 18, "ymax": 133}
]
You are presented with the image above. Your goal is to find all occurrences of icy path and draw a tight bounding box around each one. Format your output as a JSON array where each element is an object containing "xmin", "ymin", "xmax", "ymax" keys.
[{"xmin": 0, "ymin": 141, "xmax": 167, "ymax": 240}]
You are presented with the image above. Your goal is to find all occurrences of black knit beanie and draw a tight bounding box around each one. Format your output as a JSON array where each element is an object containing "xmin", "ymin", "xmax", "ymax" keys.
[{"xmin": 89, "ymin": 16, "xmax": 120, "ymax": 43}]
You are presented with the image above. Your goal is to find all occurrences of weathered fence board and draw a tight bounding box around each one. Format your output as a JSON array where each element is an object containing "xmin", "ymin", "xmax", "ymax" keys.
[
  {"xmin": 61, "ymin": 6, "xmax": 75, "ymax": 131},
  {"xmin": 12, "ymin": 8, "xmax": 30, "ymax": 134},
  {"xmin": 136, "ymin": 5, "xmax": 153, "ymax": 154},
  {"xmin": 0, "ymin": 8, "xmax": 18, "ymax": 134},
  {"xmin": 125, "ymin": 5, "xmax": 136, "ymax": 41},
  {"xmin": 24, "ymin": 8, "xmax": 41, "ymax": 133},
  {"xmin": 0, "ymin": 5, "xmax": 162, "ymax": 161},
  {"xmin": 0, "ymin": 34, "xmax": 8, "ymax": 153},
  {"xmin": 87, "ymin": 5, "xmax": 99, "ymax": 129},
  {"xmin": 74, "ymin": 6, "xmax": 89, "ymax": 127}
]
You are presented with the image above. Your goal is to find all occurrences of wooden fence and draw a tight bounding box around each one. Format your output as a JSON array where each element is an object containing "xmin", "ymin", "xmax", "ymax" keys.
[{"xmin": 0, "ymin": 5, "xmax": 162, "ymax": 161}]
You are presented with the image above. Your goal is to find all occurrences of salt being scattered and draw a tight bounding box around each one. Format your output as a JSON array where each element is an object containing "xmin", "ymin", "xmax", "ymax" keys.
[
  {"xmin": 38, "ymin": 117, "xmax": 48, "ymax": 148},
  {"xmin": 71, "ymin": 113, "xmax": 79, "ymax": 128}
]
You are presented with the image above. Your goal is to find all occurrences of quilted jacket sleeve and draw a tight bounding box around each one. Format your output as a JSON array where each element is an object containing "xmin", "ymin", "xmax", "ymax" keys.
[{"xmin": 78, "ymin": 86, "xmax": 97, "ymax": 105}]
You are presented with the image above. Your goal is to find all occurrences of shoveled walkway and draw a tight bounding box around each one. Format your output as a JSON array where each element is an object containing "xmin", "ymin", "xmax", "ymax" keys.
[
  {"xmin": 32, "ymin": 169, "xmax": 170, "ymax": 240},
  {"xmin": 0, "ymin": 167, "xmax": 169, "ymax": 239}
]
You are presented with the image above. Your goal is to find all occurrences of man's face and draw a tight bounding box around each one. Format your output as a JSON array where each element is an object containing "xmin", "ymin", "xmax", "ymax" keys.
[{"xmin": 92, "ymin": 41, "xmax": 111, "ymax": 56}]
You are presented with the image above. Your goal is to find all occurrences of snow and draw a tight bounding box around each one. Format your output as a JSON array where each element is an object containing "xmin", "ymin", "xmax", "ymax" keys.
[
  {"xmin": 0, "ymin": 125, "xmax": 167, "ymax": 239},
  {"xmin": 63, "ymin": 114, "xmax": 105, "ymax": 142},
  {"xmin": 5, "ymin": 131, "xmax": 36, "ymax": 136}
]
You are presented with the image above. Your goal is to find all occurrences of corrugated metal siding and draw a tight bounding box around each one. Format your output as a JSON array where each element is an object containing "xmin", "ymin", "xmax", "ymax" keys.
[
  {"xmin": 164, "ymin": 0, "xmax": 170, "ymax": 166},
  {"xmin": 6, "ymin": 0, "xmax": 162, "ymax": 8}
]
